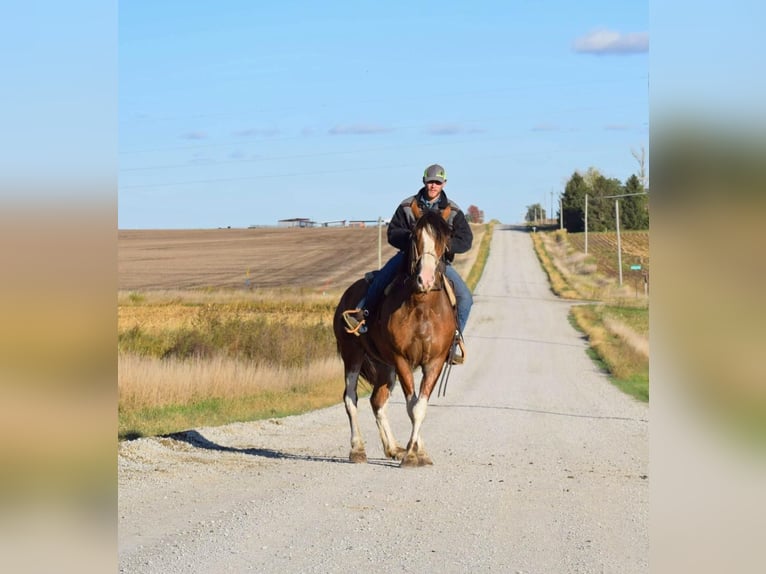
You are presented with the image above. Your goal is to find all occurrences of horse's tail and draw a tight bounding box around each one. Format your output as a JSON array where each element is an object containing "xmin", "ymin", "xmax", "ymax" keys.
[{"xmin": 359, "ymin": 355, "xmax": 378, "ymax": 385}]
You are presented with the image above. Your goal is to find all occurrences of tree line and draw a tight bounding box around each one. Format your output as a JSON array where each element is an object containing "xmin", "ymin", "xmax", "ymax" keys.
[{"xmin": 527, "ymin": 168, "xmax": 649, "ymax": 232}]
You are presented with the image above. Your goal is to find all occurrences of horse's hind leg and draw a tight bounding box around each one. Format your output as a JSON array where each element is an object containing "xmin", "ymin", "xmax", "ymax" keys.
[
  {"xmin": 343, "ymin": 362, "xmax": 367, "ymax": 463},
  {"xmin": 371, "ymin": 366, "xmax": 405, "ymax": 460}
]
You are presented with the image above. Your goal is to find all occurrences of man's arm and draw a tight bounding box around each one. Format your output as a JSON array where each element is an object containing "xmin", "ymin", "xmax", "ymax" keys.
[
  {"xmin": 449, "ymin": 210, "xmax": 473, "ymax": 254},
  {"xmin": 387, "ymin": 205, "xmax": 412, "ymax": 251}
]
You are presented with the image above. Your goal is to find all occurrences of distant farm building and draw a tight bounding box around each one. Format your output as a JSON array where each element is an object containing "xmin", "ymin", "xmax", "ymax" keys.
[
  {"xmin": 278, "ymin": 218, "xmax": 316, "ymax": 228},
  {"xmin": 277, "ymin": 218, "xmax": 386, "ymax": 228}
]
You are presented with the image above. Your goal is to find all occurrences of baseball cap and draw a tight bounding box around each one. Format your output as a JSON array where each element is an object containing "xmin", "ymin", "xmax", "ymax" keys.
[{"xmin": 423, "ymin": 164, "xmax": 447, "ymax": 183}]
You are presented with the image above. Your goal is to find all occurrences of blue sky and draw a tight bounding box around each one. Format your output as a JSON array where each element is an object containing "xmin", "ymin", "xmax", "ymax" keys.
[{"xmin": 119, "ymin": 1, "xmax": 648, "ymax": 229}]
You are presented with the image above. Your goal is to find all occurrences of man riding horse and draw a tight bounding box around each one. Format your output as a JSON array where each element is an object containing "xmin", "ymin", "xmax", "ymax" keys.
[{"xmin": 343, "ymin": 163, "xmax": 473, "ymax": 364}]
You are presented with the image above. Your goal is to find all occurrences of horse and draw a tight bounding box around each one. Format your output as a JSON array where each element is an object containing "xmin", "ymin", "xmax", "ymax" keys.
[{"xmin": 333, "ymin": 209, "xmax": 457, "ymax": 467}]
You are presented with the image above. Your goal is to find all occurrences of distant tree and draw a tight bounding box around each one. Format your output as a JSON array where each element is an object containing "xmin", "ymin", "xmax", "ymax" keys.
[
  {"xmin": 466, "ymin": 204, "xmax": 485, "ymax": 224},
  {"xmin": 589, "ymin": 174, "xmax": 622, "ymax": 231},
  {"xmin": 561, "ymin": 172, "xmax": 588, "ymax": 232},
  {"xmin": 525, "ymin": 203, "xmax": 546, "ymax": 223},
  {"xmin": 620, "ymin": 174, "xmax": 649, "ymax": 229},
  {"xmin": 582, "ymin": 166, "xmax": 603, "ymax": 189}
]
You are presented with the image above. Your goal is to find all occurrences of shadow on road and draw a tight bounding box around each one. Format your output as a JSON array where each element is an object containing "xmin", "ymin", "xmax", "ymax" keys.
[
  {"xmin": 393, "ymin": 401, "xmax": 647, "ymax": 423},
  {"xmin": 164, "ymin": 429, "xmax": 400, "ymax": 467}
]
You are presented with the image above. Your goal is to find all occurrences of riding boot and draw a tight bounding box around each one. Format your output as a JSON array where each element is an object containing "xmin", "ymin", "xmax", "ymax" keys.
[{"xmin": 450, "ymin": 329, "xmax": 466, "ymax": 365}]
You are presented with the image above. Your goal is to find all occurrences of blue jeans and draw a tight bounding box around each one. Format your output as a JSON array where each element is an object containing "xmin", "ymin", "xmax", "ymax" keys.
[{"xmin": 363, "ymin": 252, "xmax": 473, "ymax": 334}]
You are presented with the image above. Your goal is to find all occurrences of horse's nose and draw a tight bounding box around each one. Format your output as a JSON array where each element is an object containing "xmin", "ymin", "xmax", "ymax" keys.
[{"xmin": 417, "ymin": 270, "xmax": 435, "ymax": 292}]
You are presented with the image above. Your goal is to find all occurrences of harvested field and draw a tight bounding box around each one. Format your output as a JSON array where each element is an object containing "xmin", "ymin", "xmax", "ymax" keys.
[{"xmin": 118, "ymin": 225, "xmax": 484, "ymax": 294}]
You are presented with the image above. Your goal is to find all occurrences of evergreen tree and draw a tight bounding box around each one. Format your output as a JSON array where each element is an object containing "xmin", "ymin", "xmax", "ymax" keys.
[
  {"xmin": 589, "ymin": 175, "xmax": 622, "ymax": 231},
  {"xmin": 561, "ymin": 171, "xmax": 588, "ymax": 232},
  {"xmin": 620, "ymin": 174, "xmax": 649, "ymax": 229}
]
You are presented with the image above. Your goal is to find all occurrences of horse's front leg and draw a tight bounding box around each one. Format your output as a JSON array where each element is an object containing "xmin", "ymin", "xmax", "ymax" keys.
[
  {"xmin": 398, "ymin": 361, "xmax": 439, "ymax": 468},
  {"xmin": 370, "ymin": 365, "xmax": 405, "ymax": 460}
]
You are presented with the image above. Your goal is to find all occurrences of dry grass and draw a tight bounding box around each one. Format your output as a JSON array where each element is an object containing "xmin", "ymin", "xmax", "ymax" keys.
[
  {"xmin": 530, "ymin": 231, "xmax": 580, "ymax": 299},
  {"xmin": 118, "ymin": 354, "xmax": 350, "ymax": 438},
  {"xmin": 534, "ymin": 229, "xmax": 649, "ymax": 305},
  {"xmin": 570, "ymin": 305, "xmax": 648, "ymax": 402},
  {"xmin": 119, "ymin": 353, "xmax": 342, "ymax": 409}
]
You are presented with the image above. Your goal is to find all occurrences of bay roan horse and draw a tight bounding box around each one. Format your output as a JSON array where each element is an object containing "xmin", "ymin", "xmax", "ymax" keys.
[{"xmin": 333, "ymin": 210, "xmax": 457, "ymax": 467}]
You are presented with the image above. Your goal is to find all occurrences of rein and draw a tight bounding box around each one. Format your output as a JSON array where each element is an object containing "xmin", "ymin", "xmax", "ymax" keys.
[
  {"xmin": 408, "ymin": 200, "xmax": 451, "ymax": 280},
  {"xmin": 408, "ymin": 239, "xmax": 442, "ymax": 278}
]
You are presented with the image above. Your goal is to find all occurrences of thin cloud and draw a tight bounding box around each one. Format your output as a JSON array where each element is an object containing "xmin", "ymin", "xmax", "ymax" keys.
[
  {"xmin": 233, "ymin": 128, "xmax": 280, "ymax": 137},
  {"xmin": 573, "ymin": 29, "xmax": 649, "ymax": 55},
  {"xmin": 604, "ymin": 123, "xmax": 632, "ymax": 131},
  {"xmin": 531, "ymin": 122, "xmax": 562, "ymax": 132},
  {"xmin": 180, "ymin": 131, "xmax": 208, "ymax": 140},
  {"xmin": 425, "ymin": 124, "xmax": 485, "ymax": 136},
  {"xmin": 328, "ymin": 124, "xmax": 393, "ymax": 135}
]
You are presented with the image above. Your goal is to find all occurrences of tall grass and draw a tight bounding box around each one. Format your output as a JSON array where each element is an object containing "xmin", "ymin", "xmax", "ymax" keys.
[
  {"xmin": 530, "ymin": 230, "xmax": 581, "ymax": 299},
  {"xmin": 119, "ymin": 303, "xmax": 336, "ymax": 365},
  {"xmin": 570, "ymin": 305, "xmax": 648, "ymax": 402},
  {"xmin": 465, "ymin": 221, "xmax": 495, "ymax": 291},
  {"xmin": 119, "ymin": 354, "xmax": 345, "ymax": 438}
]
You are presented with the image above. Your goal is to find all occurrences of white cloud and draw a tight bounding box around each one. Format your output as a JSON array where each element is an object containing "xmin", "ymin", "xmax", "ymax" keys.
[
  {"xmin": 180, "ymin": 131, "xmax": 208, "ymax": 140},
  {"xmin": 425, "ymin": 124, "xmax": 484, "ymax": 136},
  {"xmin": 573, "ymin": 29, "xmax": 649, "ymax": 55},
  {"xmin": 328, "ymin": 124, "xmax": 393, "ymax": 135},
  {"xmin": 531, "ymin": 122, "xmax": 561, "ymax": 132},
  {"xmin": 233, "ymin": 128, "xmax": 280, "ymax": 137}
]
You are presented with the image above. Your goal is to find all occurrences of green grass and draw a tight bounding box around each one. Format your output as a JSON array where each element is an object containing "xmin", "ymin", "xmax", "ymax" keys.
[
  {"xmin": 119, "ymin": 305, "xmax": 336, "ymax": 366},
  {"xmin": 119, "ymin": 378, "xmax": 343, "ymax": 439},
  {"xmin": 570, "ymin": 305, "xmax": 648, "ymax": 402},
  {"xmin": 465, "ymin": 221, "xmax": 495, "ymax": 291},
  {"xmin": 601, "ymin": 305, "xmax": 649, "ymax": 337}
]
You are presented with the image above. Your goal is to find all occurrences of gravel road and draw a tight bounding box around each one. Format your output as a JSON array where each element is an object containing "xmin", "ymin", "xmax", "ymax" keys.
[{"xmin": 118, "ymin": 225, "xmax": 648, "ymax": 573}]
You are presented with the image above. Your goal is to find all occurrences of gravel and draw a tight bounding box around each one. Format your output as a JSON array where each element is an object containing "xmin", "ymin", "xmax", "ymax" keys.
[{"xmin": 119, "ymin": 225, "xmax": 648, "ymax": 573}]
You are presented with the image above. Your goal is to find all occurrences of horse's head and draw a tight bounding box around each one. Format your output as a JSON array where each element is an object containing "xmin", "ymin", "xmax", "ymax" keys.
[{"xmin": 409, "ymin": 210, "xmax": 451, "ymax": 293}]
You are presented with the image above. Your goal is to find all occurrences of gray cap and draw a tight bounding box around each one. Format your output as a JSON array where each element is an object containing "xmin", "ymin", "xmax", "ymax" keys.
[{"xmin": 423, "ymin": 164, "xmax": 447, "ymax": 183}]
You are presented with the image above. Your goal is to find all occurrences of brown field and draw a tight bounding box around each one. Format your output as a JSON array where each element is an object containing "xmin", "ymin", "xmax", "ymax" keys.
[
  {"xmin": 118, "ymin": 225, "xmax": 485, "ymax": 333},
  {"xmin": 567, "ymin": 230, "xmax": 650, "ymax": 282},
  {"xmin": 119, "ymin": 226, "xmax": 394, "ymax": 293},
  {"xmin": 118, "ymin": 224, "xmax": 484, "ymax": 294}
]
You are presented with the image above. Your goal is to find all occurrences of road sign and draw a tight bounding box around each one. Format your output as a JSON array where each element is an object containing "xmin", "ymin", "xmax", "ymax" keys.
[{"xmin": 630, "ymin": 264, "xmax": 642, "ymax": 270}]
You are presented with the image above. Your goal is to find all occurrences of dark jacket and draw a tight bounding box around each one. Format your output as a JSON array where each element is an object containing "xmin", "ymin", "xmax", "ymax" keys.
[{"xmin": 387, "ymin": 188, "xmax": 473, "ymax": 263}]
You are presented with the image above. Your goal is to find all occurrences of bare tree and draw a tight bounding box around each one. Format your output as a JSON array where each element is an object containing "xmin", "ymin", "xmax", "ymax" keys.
[{"xmin": 631, "ymin": 146, "xmax": 647, "ymax": 188}]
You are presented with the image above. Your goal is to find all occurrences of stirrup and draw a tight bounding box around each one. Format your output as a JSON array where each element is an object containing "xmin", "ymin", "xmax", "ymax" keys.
[
  {"xmin": 450, "ymin": 331, "xmax": 466, "ymax": 365},
  {"xmin": 342, "ymin": 309, "xmax": 367, "ymax": 336}
]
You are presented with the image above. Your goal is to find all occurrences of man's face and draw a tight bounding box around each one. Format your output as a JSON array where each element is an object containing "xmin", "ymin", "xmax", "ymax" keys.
[{"xmin": 424, "ymin": 180, "xmax": 444, "ymax": 201}]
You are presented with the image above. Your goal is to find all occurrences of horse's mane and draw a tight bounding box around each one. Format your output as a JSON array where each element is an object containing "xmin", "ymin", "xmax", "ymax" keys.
[{"xmin": 413, "ymin": 209, "xmax": 451, "ymax": 251}]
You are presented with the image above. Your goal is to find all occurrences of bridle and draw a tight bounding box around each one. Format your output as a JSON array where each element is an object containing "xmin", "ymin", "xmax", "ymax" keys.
[{"xmin": 409, "ymin": 223, "xmax": 447, "ymax": 287}]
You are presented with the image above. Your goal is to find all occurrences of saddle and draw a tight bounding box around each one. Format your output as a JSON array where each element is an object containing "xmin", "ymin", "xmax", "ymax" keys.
[
  {"xmin": 370, "ymin": 269, "xmax": 456, "ymax": 306},
  {"xmin": 342, "ymin": 270, "xmax": 458, "ymax": 337}
]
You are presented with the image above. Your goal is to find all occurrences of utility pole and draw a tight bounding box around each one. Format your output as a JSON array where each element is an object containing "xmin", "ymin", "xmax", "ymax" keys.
[
  {"xmin": 615, "ymin": 200, "xmax": 623, "ymax": 286},
  {"xmin": 585, "ymin": 193, "xmax": 588, "ymax": 255},
  {"xmin": 559, "ymin": 199, "xmax": 563, "ymax": 230},
  {"xmin": 377, "ymin": 216, "xmax": 382, "ymax": 269}
]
